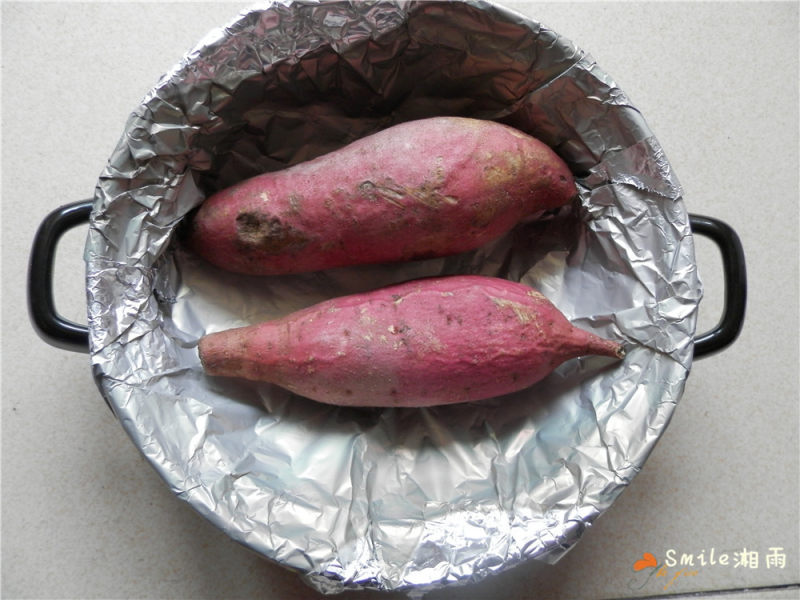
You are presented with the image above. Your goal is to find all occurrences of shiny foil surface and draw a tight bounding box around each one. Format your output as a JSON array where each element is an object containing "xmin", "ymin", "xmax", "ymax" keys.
[{"xmin": 85, "ymin": 0, "xmax": 701, "ymax": 593}]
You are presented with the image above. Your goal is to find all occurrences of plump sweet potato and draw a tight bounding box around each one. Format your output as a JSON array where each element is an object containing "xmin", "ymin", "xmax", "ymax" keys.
[
  {"xmin": 198, "ymin": 275, "xmax": 624, "ymax": 407},
  {"xmin": 187, "ymin": 117, "xmax": 576, "ymax": 275}
]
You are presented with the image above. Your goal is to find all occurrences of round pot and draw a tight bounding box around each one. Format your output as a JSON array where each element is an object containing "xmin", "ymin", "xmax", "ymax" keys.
[{"xmin": 28, "ymin": 1, "xmax": 746, "ymax": 594}]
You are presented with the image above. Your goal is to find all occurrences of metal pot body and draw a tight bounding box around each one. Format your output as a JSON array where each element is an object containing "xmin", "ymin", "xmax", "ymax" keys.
[{"xmin": 49, "ymin": 1, "xmax": 717, "ymax": 593}]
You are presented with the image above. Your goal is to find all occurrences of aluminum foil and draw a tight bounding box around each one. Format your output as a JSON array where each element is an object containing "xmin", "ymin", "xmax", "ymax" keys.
[{"xmin": 85, "ymin": 0, "xmax": 702, "ymax": 594}]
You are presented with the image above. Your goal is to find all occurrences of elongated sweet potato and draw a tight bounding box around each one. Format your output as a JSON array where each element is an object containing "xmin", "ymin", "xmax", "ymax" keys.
[
  {"xmin": 198, "ymin": 275, "xmax": 624, "ymax": 407},
  {"xmin": 187, "ymin": 117, "xmax": 576, "ymax": 275}
]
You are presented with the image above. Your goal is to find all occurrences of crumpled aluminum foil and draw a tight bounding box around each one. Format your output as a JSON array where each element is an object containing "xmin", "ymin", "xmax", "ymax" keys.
[{"xmin": 85, "ymin": 0, "xmax": 702, "ymax": 594}]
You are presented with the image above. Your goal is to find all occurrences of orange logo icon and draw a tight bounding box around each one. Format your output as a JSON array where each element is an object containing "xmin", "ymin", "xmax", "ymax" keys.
[{"xmin": 634, "ymin": 552, "xmax": 658, "ymax": 571}]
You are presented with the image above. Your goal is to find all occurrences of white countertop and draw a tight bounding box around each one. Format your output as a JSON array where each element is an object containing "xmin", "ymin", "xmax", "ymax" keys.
[{"xmin": 3, "ymin": 2, "xmax": 798, "ymax": 599}]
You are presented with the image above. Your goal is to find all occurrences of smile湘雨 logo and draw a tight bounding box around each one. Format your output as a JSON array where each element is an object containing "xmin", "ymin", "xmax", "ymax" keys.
[{"xmin": 629, "ymin": 547, "xmax": 788, "ymax": 592}]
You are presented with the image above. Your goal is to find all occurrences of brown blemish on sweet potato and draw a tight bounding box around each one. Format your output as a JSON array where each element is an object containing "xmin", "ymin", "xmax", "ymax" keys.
[
  {"xmin": 288, "ymin": 193, "xmax": 303, "ymax": 213},
  {"xmin": 483, "ymin": 152, "xmax": 523, "ymax": 188},
  {"xmin": 471, "ymin": 193, "xmax": 507, "ymax": 229},
  {"xmin": 358, "ymin": 157, "xmax": 459, "ymax": 211},
  {"xmin": 490, "ymin": 297, "xmax": 538, "ymax": 325},
  {"xmin": 235, "ymin": 211, "xmax": 310, "ymax": 253},
  {"xmin": 359, "ymin": 180, "xmax": 405, "ymax": 207}
]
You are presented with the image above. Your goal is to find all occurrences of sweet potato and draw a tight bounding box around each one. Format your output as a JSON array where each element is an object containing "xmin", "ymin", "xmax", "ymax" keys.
[
  {"xmin": 198, "ymin": 275, "xmax": 624, "ymax": 407},
  {"xmin": 187, "ymin": 117, "xmax": 576, "ymax": 275}
]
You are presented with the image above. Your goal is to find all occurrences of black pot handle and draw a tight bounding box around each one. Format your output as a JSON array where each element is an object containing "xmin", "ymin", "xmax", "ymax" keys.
[
  {"xmin": 28, "ymin": 199, "xmax": 93, "ymax": 353},
  {"xmin": 689, "ymin": 214, "xmax": 747, "ymax": 359}
]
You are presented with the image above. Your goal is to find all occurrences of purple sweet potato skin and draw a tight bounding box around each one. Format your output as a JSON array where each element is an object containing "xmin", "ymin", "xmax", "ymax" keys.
[
  {"xmin": 198, "ymin": 275, "xmax": 624, "ymax": 407},
  {"xmin": 188, "ymin": 117, "xmax": 576, "ymax": 275}
]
